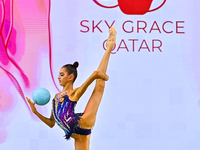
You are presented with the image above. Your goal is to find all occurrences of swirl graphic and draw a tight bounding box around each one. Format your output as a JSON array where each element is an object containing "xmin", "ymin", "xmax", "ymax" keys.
[
  {"xmin": 0, "ymin": 0, "xmax": 56, "ymax": 143},
  {"xmin": 48, "ymin": 0, "xmax": 61, "ymax": 92}
]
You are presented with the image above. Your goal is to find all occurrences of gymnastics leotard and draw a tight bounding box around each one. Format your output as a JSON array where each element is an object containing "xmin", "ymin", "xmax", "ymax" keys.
[{"xmin": 52, "ymin": 93, "xmax": 91, "ymax": 139}]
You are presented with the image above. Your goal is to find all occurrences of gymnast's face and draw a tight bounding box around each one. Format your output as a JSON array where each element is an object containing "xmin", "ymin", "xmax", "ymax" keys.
[{"xmin": 58, "ymin": 67, "xmax": 73, "ymax": 86}]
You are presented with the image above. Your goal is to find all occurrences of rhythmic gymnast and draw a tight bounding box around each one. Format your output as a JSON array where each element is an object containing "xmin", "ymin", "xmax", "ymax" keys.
[{"xmin": 26, "ymin": 26, "xmax": 116, "ymax": 150}]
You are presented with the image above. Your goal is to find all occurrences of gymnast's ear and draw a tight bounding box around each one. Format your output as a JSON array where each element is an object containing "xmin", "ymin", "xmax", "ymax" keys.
[{"xmin": 69, "ymin": 74, "xmax": 74, "ymax": 81}]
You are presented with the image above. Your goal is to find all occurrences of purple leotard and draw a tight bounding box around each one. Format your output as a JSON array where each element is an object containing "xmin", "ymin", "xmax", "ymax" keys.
[{"xmin": 52, "ymin": 93, "xmax": 91, "ymax": 139}]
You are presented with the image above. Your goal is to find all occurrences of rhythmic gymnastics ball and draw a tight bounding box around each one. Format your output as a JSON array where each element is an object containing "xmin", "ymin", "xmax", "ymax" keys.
[{"xmin": 32, "ymin": 88, "xmax": 51, "ymax": 105}]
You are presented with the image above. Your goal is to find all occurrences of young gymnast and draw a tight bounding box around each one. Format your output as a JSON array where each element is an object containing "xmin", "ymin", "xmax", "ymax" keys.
[{"xmin": 26, "ymin": 26, "xmax": 116, "ymax": 150}]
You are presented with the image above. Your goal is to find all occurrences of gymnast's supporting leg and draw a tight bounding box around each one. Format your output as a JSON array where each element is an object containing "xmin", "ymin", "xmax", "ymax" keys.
[{"xmin": 79, "ymin": 27, "xmax": 116, "ymax": 129}]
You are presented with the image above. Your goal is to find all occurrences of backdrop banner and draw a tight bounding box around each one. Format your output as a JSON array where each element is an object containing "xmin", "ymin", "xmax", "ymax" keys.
[{"xmin": 0, "ymin": 0, "xmax": 200, "ymax": 150}]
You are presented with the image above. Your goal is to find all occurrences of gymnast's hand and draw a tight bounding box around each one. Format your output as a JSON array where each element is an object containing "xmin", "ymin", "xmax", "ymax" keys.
[
  {"xmin": 26, "ymin": 97, "xmax": 37, "ymax": 114},
  {"xmin": 96, "ymin": 71, "xmax": 109, "ymax": 81}
]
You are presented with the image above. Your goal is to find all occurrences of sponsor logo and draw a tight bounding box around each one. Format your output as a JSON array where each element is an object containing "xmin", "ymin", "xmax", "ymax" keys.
[{"xmin": 93, "ymin": 0, "xmax": 166, "ymax": 15}]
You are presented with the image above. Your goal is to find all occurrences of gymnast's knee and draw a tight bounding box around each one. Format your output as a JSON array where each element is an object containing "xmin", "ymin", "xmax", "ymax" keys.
[{"xmin": 96, "ymin": 79, "xmax": 105, "ymax": 90}]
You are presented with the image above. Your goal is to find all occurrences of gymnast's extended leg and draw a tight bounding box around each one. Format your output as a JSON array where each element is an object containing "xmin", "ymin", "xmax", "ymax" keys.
[{"xmin": 79, "ymin": 26, "xmax": 116, "ymax": 129}]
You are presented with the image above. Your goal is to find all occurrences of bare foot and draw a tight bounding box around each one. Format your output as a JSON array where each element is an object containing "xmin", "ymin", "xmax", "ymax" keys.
[
  {"xmin": 97, "ymin": 71, "xmax": 109, "ymax": 81},
  {"xmin": 106, "ymin": 26, "xmax": 117, "ymax": 50}
]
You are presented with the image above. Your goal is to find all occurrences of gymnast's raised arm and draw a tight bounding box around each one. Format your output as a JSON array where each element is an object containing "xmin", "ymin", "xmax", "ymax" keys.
[{"xmin": 69, "ymin": 71, "xmax": 108, "ymax": 102}]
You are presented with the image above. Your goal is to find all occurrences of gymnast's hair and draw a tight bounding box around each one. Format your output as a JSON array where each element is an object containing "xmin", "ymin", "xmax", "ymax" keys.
[{"xmin": 62, "ymin": 61, "xmax": 79, "ymax": 82}]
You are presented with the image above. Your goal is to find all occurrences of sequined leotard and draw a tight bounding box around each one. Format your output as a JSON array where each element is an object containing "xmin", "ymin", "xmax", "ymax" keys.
[{"xmin": 53, "ymin": 93, "xmax": 91, "ymax": 139}]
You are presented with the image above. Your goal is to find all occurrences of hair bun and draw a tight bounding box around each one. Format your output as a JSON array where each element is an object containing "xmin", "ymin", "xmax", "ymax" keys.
[{"xmin": 73, "ymin": 61, "xmax": 79, "ymax": 69}]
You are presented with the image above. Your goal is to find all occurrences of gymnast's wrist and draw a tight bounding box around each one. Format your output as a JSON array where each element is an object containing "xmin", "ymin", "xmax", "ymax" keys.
[{"xmin": 33, "ymin": 109, "xmax": 38, "ymax": 115}]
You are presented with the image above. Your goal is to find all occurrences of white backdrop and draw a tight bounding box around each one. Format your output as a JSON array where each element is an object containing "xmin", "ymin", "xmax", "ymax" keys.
[{"xmin": 1, "ymin": 0, "xmax": 200, "ymax": 150}]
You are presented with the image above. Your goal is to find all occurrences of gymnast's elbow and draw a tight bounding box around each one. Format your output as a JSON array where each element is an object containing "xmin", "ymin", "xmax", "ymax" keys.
[
  {"xmin": 49, "ymin": 124, "xmax": 54, "ymax": 128},
  {"xmin": 49, "ymin": 121, "xmax": 55, "ymax": 128}
]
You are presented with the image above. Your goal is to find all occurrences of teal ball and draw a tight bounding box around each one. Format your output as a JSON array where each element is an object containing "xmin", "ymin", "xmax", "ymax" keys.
[{"xmin": 33, "ymin": 88, "xmax": 51, "ymax": 105}]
